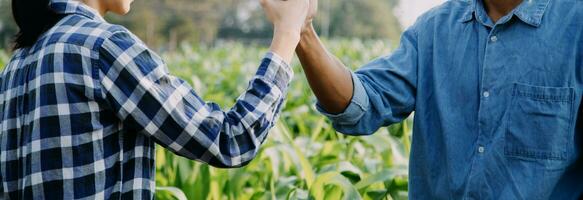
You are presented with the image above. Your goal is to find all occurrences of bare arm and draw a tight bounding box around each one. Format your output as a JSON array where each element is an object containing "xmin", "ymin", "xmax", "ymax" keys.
[
  {"xmin": 295, "ymin": 24, "xmax": 354, "ymax": 113},
  {"xmin": 296, "ymin": 0, "xmax": 419, "ymax": 135}
]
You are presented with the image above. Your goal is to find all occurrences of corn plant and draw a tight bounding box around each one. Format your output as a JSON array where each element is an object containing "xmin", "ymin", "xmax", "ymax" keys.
[
  {"xmin": 0, "ymin": 39, "xmax": 413, "ymax": 200},
  {"xmin": 157, "ymin": 40, "xmax": 412, "ymax": 200}
]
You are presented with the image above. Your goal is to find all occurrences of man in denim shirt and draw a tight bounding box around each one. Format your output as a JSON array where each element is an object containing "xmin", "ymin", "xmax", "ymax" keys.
[{"xmin": 297, "ymin": 0, "xmax": 582, "ymax": 199}]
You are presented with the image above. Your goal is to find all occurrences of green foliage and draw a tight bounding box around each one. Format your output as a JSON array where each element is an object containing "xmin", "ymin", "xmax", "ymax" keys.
[
  {"xmin": 0, "ymin": 50, "xmax": 7, "ymax": 69},
  {"xmin": 220, "ymin": 0, "xmax": 403, "ymax": 44},
  {"xmin": 0, "ymin": 0, "xmax": 17, "ymax": 48},
  {"xmin": 155, "ymin": 39, "xmax": 412, "ymax": 200},
  {"xmin": 106, "ymin": 0, "xmax": 230, "ymax": 48},
  {"xmin": 0, "ymin": 0, "xmax": 403, "ymax": 49},
  {"xmin": 316, "ymin": 0, "xmax": 402, "ymax": 41},
  {"xmin": 0, "ymin": 39, "xmax": 411, "ymax": 200}
]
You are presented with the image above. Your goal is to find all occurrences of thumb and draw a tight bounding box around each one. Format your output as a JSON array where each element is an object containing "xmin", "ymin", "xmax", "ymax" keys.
[{"xmin": 259, "ymin": 0, "xmax": 274, "ymax": 8}]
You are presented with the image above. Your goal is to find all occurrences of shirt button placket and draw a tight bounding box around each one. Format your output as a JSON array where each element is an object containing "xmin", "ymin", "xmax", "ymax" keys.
[{"xmin": 469, "ymin": 29, "xmax": 500, "ymax": 197}]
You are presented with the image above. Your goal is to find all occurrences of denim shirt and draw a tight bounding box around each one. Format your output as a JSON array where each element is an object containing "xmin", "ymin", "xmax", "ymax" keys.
[{"xmin": 318, "ymin": 0, "xmax": 583, "ymax": 199}]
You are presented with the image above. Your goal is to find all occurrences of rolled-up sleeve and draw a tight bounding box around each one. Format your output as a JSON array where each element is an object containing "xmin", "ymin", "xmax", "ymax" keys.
[
  {"xmin": 317, "ymin": 23, "xmax": 420, "ymax": 136},
  {"xmin": 316, "ymin": 72, "xmax": 370, "ymax": 125}
]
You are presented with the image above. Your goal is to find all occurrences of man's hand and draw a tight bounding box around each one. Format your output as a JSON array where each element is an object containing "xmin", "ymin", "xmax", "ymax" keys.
[
  {"xmin": 302, "ymin": 0, "xmax": 318, "ymax": 34},
  {"xmin": 261, "ymin": 0, "xmax": 309, "ymax": 64}
]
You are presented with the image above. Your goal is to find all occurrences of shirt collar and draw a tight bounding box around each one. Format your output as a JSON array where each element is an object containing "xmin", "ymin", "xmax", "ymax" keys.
[
  {"xmin": 49, "ymin": 0, "xmax": 105, "ymax": 22},
  {"xmin": 460, "ymin": 0, "xmax": 550, "ymax": 27}
]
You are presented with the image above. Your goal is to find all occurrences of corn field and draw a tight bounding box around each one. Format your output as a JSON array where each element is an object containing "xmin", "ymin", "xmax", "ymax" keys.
[{"xmin": 0, "ymin": 39, "xmax": 413, "ymax": 200}]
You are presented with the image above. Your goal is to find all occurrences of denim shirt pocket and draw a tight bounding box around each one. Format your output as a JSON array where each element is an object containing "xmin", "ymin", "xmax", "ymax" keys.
[{"xmin": 505, "ymin": 83, "xmax": 575, "ymax": 160}]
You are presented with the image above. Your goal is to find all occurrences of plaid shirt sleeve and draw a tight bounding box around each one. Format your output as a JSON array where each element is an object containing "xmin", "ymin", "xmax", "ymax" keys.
[{"xmin": 97, "ymin": 29, "xmax": 293, "ymax": 168}]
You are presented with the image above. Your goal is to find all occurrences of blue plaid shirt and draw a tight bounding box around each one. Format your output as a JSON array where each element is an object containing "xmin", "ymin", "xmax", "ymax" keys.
[{"xmin": 0, "ymin": 0, "xmax": 293, "ymax": 199}]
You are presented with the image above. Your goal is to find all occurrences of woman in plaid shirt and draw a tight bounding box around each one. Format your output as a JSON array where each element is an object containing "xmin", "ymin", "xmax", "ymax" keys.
[{"xmin": 0, "ymin": 0, "xmax": 309, "ymax": 199}]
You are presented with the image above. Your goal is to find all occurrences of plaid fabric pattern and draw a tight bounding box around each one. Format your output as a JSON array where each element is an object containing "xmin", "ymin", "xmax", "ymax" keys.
[{"xmin": 0, "ymin": 0, "xmax": 293, "ymax": 199}]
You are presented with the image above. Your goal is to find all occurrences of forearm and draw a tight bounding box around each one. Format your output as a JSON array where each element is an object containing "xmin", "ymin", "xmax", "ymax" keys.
[
  {"xmin": 296, "ymin": 24, "xmax": 354, "ymax": 114},
  {"xmin": 101, "ymin": 29, "xmax": 295, "ymax": 168},
  {"xmin": 112, "ymin": 53, "xmax": 291, "ymax": 168},
  {"xmin": 193, "ymin": 53, "xmax": 292, "ymax": 167}
]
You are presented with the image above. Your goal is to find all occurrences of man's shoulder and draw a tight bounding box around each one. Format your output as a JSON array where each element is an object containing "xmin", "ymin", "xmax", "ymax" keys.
[
  {"xmin": 414, "ymin": 0, "xmax": 472, "ymax": 25},
  {"xmin": 544, "ymin": 0, "xmax": 583, "ymax": 34},
  {"xmin": 549, "ymin": 0, "xmax": 583, "ymax": 17}
]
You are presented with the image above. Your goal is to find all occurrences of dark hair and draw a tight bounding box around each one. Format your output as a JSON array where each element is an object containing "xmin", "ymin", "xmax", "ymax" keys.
[{"xmin": 12, "ymin": 0, "xmax": 65, "ymax": 50}]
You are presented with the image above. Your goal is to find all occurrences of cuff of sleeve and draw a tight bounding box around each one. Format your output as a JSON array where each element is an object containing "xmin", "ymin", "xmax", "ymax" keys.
[
  {"xmin": 256, "ymin": 52, "xmax": 294, "ymax": 92},
  {"xmin": 316, "ymin": 72, "xmax": 369, "ymax": 125}
]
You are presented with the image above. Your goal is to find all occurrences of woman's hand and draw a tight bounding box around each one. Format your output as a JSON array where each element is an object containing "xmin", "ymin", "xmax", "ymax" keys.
[{"xmin": 261, "ymin": 0, "xmax": 310, "ymax": 64}]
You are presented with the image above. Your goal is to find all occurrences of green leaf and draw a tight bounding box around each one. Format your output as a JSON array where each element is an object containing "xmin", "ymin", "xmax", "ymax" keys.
[
  {"xmin": 309, "ymin": 172, "xmax": 362, "ymax": 200},
  {"xmin": 277, "ymin": 122, "xmax": 316, "ymax": 188},
  {"xmin": 156, "ymin": 186, "xmax": 188, "ymax": 200},
  {"xmin": 365, "ymin": 190, "xmax": 389, "ymax": 200},
  {"xmin": 354, "ymin": 168, "xmax": 407, "ymax": 190}
]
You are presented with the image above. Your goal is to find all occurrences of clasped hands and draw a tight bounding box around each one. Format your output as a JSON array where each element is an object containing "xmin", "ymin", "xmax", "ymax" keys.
[{"xmin": 260, "ymin": 0, "xmax": 317, "ymax": 64}]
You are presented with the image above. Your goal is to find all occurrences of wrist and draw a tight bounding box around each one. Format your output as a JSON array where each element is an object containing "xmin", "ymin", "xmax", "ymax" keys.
[
  {"xmin": 297, "ymin": 24, "xmax": 318, "ymax": 52},
  {"xmin": 301, "ymin": 21, "xmax": 314, "ymax": 36},
  {"xmin": 270, "ymin": 28, "xmax": 301, "ymax": 64},
  {"xmin": 274, "ymin": 25, "xmax": 302, "ymax": 39}
]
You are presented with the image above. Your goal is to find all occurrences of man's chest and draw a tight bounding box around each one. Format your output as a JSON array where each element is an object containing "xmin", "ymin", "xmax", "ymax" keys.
[
  {"xmin": 414, "ymin": 17, "xmax": 582, "ymax": 164},
  {"xmin": 421, "ymin": 20, "xmax": 581, "ymax": 91}
]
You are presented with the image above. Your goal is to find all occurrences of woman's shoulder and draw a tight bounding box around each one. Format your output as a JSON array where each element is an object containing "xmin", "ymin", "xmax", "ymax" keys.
[{"xmin": 32, "ymin": 15, "xmax": 134, "ymax": 52}]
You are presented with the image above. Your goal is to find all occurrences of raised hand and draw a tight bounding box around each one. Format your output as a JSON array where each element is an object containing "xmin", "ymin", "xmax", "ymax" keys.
[
  {"xmin": 261, "ymin": 0, "xmax": 310, "ymax": 64},
  {"xmin": 295, "ymin": 0, "xmax": 354, "ymax": 114},
  {"xmin": 303, "ymin": 0, "xmax": 318, "ymax": 34}
]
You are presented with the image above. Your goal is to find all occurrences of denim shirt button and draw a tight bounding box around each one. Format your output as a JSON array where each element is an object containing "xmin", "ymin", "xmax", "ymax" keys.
[
  {"xmin": 482, "ymin": 91, "xmax": 490, "ymax": 98},
  {"xmin": 478, "ymin": 146, "xmax": 485, "ymax": 153},
  {"xmin": 490, "ymin": 36, "xmax": 498, "ymax": 42}
]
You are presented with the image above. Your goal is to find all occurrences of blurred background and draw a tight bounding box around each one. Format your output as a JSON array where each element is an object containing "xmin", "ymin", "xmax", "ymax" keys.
[
  {"xmin": 0, "ymin": 0, "xmax": 444, "ymax": 199},
  {"xmin": 0, "ymin": 0, "xmax": 444, "ymax": 50}
]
